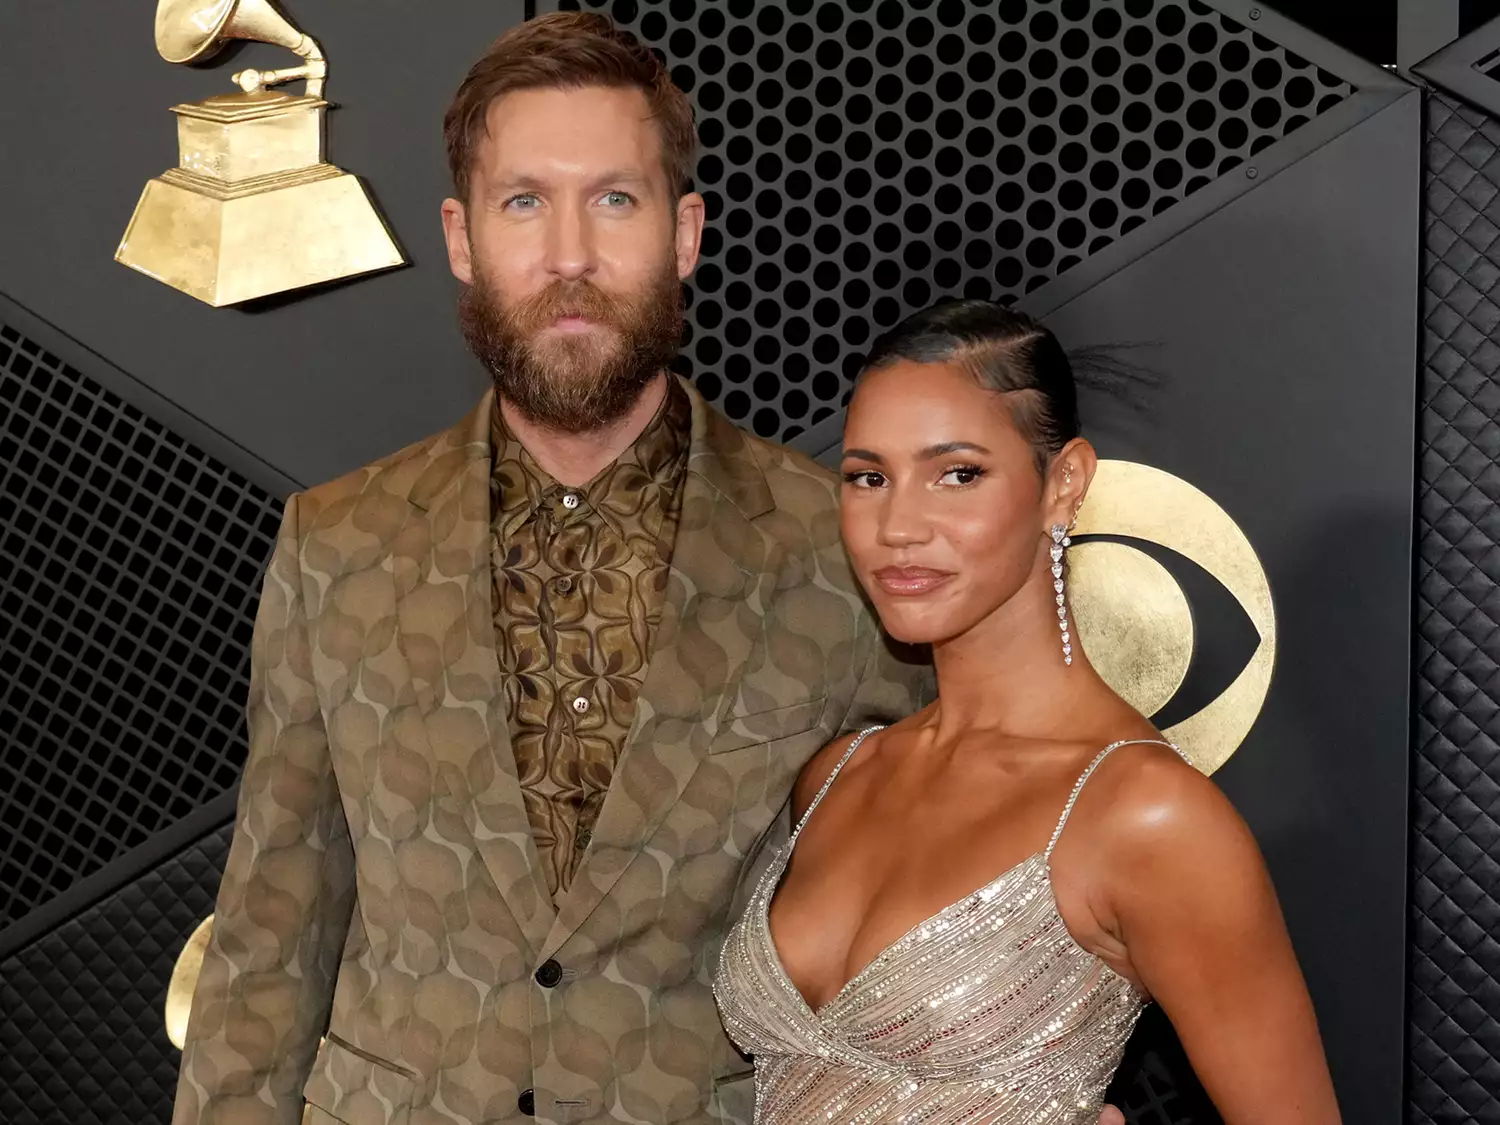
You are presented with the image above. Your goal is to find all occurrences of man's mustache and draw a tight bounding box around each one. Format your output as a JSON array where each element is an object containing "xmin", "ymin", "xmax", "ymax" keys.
[{"xmin": 509, "ymin": 280, "xmax": 625, "ymax": 331}]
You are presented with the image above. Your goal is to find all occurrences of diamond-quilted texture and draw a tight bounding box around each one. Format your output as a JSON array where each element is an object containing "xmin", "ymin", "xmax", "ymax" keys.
[
  {"xmin": 1415, "ymin": 93, "xmax": 1500, "ymax": 1125},
  {"xmin": 0, "ymin": 824, "xmax": 231, "ymax": 1125}
]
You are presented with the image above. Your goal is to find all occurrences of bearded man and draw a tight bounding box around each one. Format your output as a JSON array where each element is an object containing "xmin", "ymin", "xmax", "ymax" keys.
[{"xmin": 169, "ymin": 13, "xmax": 927, "ymax": 1125}]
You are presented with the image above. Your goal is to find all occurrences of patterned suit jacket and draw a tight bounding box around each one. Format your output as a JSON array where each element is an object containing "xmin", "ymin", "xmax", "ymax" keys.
[{"xmin": 171, "ymin": 380, "xmax": 930, "ymax": 1125}]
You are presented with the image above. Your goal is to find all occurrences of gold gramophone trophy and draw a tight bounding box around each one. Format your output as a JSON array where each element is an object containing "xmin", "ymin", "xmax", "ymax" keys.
[{"xmin": 116, "ymin": 0, "xmax": 405, "ymax": 306}]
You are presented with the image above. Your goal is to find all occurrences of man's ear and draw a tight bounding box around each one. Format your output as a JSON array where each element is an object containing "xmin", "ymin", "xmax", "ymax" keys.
[
  {"xmin": 674, "ymin": 191, "xmax": 706, "ymax": 280},
  {"xmin": 441, "ymin": 198, "xmax": 474, "ymax": 285}
]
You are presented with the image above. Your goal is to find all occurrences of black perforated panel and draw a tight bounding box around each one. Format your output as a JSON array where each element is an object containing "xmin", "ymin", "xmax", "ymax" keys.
[
  {"xmin": 0, "ymin": 319, "xmax": 281, "ymax": 928},
  {"xmin": 549, "ymin": 0, "xmax": 1355, "ymax": 443}
]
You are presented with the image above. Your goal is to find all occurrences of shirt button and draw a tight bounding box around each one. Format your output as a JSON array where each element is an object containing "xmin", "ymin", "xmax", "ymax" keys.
[
  {"xmin": 554, "ymin": 575, "xmax": 573, "ymax": 594},
  {"xmin": 518, "ymin": 1089, "xmax": 536, "ymax": 1115},
  {"xmin": 535, "ymin": 959, "xmax": 564, "ymax": 988},
  {"xmin": 571, "ymin": 696, "xmax": 590, "ymax": 714},
  {"xmin": 561, "ymin": 492, "xmax": 581, "ymax": 510}
]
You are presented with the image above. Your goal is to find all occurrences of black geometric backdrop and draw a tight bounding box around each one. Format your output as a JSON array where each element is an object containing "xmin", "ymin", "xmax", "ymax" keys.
[
  {"xmin": 549, "ymin": 0, "xmax": 1355, "ymax": 444},
  {"xmin": 1411, "ymin": 91, "xmax": 1500, "ymax": 1125},
  {"xmin": 0, "ymin": 3, "xmax": 1476, "ymax": 1124},
  {"xmin": 0, "ymin": 317, "xmax": 281, "ymax": 928}
]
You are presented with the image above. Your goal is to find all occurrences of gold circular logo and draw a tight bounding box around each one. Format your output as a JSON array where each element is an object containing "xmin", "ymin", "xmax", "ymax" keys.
[{"xmin": 1068, "ymin": 460, "xmax": 1276, "ymax": 774}]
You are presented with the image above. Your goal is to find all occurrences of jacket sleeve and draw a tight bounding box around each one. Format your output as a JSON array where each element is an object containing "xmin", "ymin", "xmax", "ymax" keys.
[
  {"xmin": 839, "ymin": 604, "xmax": 935, "ymax": 734},
  {"xmin": 172, "ymin": 492, "xmax": 356, "ymax": 1125}
]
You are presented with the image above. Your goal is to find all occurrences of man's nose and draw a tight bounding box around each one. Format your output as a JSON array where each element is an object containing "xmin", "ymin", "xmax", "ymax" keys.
[{"xmin": 544, "ymin": 200, "xmax": 597, "ymax": 281}]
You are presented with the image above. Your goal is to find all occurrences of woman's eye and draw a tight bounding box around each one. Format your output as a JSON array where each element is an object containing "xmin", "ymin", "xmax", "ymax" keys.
[
  {"xmin": 940, "ymin": 465, "xmax": 985, "ymax": 486},
  {"xmin": 842, "ymin": 470, "xmax": 886, "ymax": 488}
]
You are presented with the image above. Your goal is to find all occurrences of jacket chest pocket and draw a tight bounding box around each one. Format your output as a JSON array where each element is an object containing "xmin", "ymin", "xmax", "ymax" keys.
[
  {"xmin": 688, "ymin": 699, "xmax": 831, "ymax": 858},
  {"xmin": 707, "ymin": 696, "xmax": 828, "ymax": 755}
]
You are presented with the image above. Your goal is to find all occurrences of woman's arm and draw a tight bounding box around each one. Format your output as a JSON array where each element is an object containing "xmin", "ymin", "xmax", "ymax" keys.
[{"xmin": 1104, "ymin": 758, "xmax": 1341, "ymax": 1124}]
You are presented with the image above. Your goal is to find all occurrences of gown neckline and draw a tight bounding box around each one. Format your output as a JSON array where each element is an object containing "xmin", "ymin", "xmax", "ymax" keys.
[{"xmin": 761, "ymin": 845, "xmax": 1063, "ymax": 1021}]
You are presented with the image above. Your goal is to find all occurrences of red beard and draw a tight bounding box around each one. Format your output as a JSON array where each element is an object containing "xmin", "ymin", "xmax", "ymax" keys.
[{"xmin": 458, "ymin": 261, "xmax": 683, "ymax": 433}]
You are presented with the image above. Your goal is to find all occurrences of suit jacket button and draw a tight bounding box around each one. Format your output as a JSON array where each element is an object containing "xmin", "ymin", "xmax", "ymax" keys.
[
  {"xmin": 518, "ymin": 1089, "xmax": 536, "ymax": 1115},
  {"xmin": 535, "ymin": 959, "xmax": 563, "ymax": 988}
]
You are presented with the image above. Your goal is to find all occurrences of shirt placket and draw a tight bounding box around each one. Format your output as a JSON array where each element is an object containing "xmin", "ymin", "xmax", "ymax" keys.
[{"xmin": 543, "ymin": 488, "xmax": 601, "ymax": 891}]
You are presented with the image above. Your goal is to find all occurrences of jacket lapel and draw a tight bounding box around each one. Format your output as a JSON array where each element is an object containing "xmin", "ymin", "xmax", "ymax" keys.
[
  {"xmin": 541, "ymin": 384, "xmax": 777, "ymax": 959},
  {"xmin": 389, "ymin": 390, "xmax": 557, "ymax": 958}
]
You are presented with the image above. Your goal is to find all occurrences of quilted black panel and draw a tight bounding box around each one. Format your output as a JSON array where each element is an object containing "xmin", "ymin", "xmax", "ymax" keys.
[
  {"xmin": 1413, "ymin": 93, "xmax": 1500, "ymax": 1125},
  {"xmin": 0, "ymin": 822, "xmax": 231, "ymax": 1125}
]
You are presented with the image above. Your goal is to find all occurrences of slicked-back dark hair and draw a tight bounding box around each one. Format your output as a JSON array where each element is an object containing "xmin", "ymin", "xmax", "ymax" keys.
[{"xmin": 862, "ymin": 299, "xmax": 1080, "ymax": 472}]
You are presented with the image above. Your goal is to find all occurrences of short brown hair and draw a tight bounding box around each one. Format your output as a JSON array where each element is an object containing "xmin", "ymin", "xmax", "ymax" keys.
[{"xmin": 444, "ymin": 12, "xmax": 696, "ymax": 204}]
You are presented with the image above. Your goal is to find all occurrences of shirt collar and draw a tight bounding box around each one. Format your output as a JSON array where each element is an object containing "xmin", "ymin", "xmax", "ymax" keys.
[{"xmin": 490, "ymin": 377, "xmax": 692, "ymax": 555}]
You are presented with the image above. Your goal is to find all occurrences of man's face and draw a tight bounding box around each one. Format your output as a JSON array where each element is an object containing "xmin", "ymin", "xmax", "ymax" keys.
[{"xmin": 441, "ymin": 85, "xmax": 705, "ymax": 433}]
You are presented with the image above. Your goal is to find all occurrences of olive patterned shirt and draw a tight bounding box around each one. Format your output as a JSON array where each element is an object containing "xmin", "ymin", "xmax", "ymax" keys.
[{"xmin": 489, "ymin": 380, "xmax": 691, "ymax": 902}]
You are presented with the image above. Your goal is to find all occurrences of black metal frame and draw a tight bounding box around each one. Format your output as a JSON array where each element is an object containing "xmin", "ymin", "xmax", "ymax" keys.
[
  {"xmin": 0, "ymin": 292, "xmax": 303, "ymax": 499},
  {"xmin": 1400, "ymin": 0, "xmax": 1463, "ymax": 73},
  {"xmin": 1413, "ymin": 11, "xmax": 1500, "ymax": 116}
]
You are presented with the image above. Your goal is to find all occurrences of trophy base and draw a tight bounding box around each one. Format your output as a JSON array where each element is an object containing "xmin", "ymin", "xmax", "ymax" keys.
[{"xmin": 116, "ymin": 164, "xmax": 405, "ymax": 307}]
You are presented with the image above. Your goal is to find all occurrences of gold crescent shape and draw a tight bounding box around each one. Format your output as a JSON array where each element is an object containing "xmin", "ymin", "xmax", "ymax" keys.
[
  {"xmin": 165, "ymin": 914, "xmax": 214, "ymax": 1049},
  {"xmin": 1068, "ymin": 541, "xmax": 1194, "ymax": 719},
  {"xmin": 1070, "ymin": 460, "xmax": 1276, "ymax": 774}
]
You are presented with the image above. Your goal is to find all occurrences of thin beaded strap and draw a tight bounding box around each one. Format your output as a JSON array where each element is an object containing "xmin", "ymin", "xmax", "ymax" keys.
[
  {"xmin": 788, "ymin": 725, "xmax": 885, "ymax": 847},
  {"xmin": 1043, "ymin": 738, "xmax": 1181, "ymax": 862}
]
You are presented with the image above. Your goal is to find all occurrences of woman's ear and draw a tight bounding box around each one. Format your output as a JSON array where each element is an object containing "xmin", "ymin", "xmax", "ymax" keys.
[{"xmin": 1045, "ymin": 437, "xmax": 1099, "ymax": 532}]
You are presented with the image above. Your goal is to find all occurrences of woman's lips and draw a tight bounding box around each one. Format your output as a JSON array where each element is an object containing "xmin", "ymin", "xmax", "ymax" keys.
[{"xmin": 872, "ymin": 566, "xmax": 954, "ymax": 596}]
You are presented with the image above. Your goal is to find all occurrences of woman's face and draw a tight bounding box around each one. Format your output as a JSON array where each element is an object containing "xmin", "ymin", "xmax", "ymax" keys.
[{"xmin": 840, "ymin": 359, "xmax": 1062, "ymax": 646}]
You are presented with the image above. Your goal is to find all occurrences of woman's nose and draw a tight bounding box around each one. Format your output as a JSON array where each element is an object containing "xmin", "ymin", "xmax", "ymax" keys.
[{"xmin": 877, "ymin": 482, "xmax": 933, "ymax": 546}]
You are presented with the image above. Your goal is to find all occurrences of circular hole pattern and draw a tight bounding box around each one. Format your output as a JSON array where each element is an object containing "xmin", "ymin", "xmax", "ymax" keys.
[{"xmin": 564, "ymin": 0, "xmax": 1355, "ymax": 443}]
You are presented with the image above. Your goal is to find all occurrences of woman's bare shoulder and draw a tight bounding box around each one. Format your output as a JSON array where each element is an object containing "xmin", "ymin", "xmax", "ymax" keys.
[
  {"xmin": 790, "ymin": 722, "xmax": 894, "ymax": 821},
  {"xmin": 1079, "ymin": 737, "xmax": 1255, "ymax": 867}
]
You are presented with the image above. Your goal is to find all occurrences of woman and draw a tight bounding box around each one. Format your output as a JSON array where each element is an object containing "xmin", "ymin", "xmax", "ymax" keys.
[{"xmin": 713, "ymin": 300, "xmax": 1340, "ymax": 1123}]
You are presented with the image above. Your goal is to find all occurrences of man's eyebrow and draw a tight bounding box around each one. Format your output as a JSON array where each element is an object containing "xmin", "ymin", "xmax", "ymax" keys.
[
  {"xmin": 483, "ymin": 176, "xmax": 544, "ymax": 201},
  {"xmin": 587, "ymin": 169, "xmax": 652, "ymax": 188},
  {"xmin": 482, "ymin": 170, "xmax": 654, "ymax": 203}
]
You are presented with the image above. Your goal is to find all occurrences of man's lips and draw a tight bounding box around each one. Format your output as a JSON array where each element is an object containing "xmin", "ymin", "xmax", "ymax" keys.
[
  {"xmin": 872, "ymin": 566, "xmax": 954, "ymax": 596},
  {"xmin": 547, "ymin": 314, "xmax": 603, "ymax": 333}
]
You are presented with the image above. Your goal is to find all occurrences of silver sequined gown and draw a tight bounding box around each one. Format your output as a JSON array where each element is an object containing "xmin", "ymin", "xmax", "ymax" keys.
[{"xmin": 714, "ymin": 730, "xmax": 1175, "ymax": 1124}]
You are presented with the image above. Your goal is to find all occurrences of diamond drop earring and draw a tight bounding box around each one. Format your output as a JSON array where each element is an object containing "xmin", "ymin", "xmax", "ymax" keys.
[{"xmin": 1050, "ymin": 523, "xmax": 1073, "ymax": 666}]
